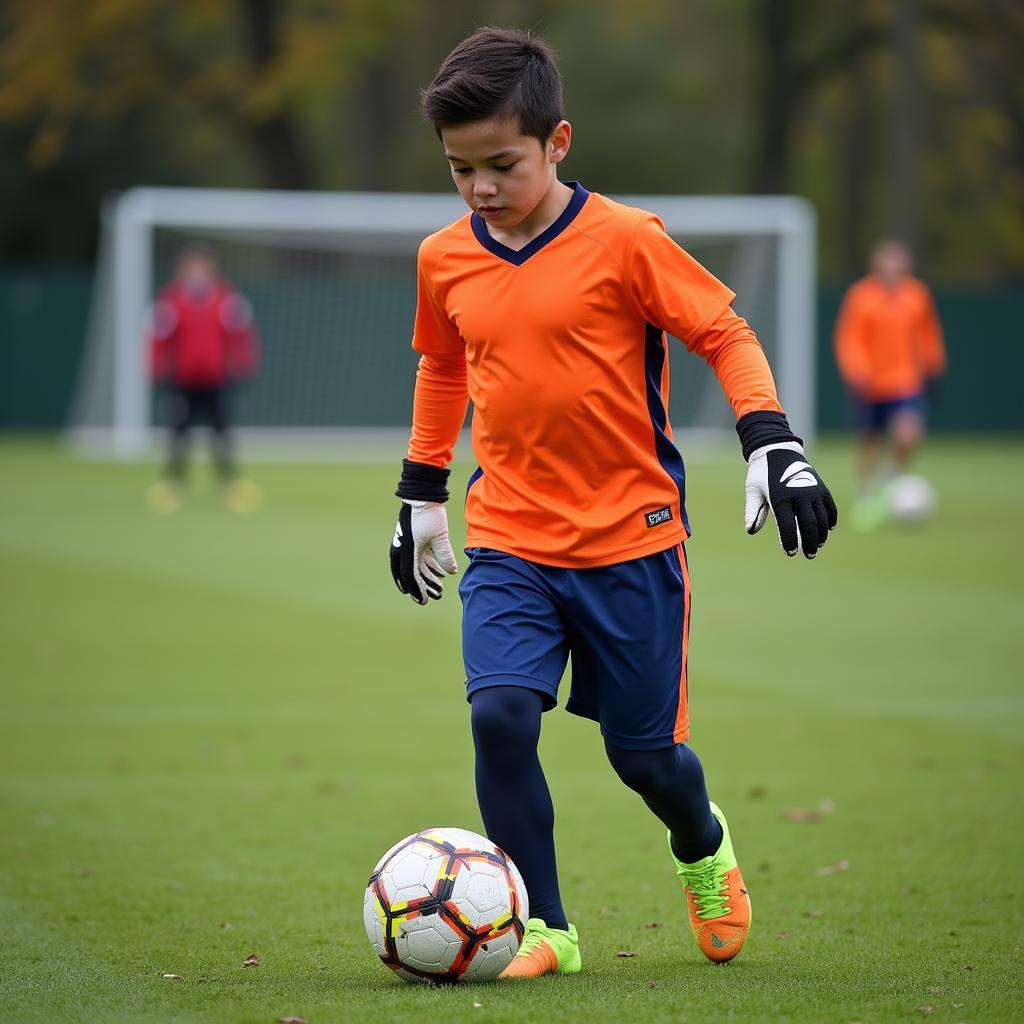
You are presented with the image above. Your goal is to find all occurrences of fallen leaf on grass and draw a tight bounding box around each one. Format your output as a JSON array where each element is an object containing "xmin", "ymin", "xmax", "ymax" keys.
[
  {"xmin": 73, "ymin": 866, "xmax": 92, "ymax": 878},
  {"xmin": 782, "ymin": 806, "xmax": 822, "ymax": 823},
  {"xmin": 160, "ymin": 973, "xmax": 181, "ymax": 981},
  {"xmin": 801, "ymin": 909, "xmax": 823, "ymax": 918},
  {"xmin": 815, "ymin": 859, "xmax": 850, "ymax": 876},
  {"xmin": 615, "ymin": 950, "xmax": 640, "ymax": 958},
  {"xmin": 472, "ymin": 1003, "xmax": 483, "ymax": 1009},
  {"xmin": 644, "ymin": 922, "xmax": 664, "ymax": 929},
  {"xmin": 286, "ymin": 754, "xmax": 307, "ymax": 770},
  {"xmin": 747, "ymin": 785, "xmax": 766, "ymax": 800},
  {"xmin": 647, "ymin": 982, "xmax": 658, "ymax": 989},
  {"xmin": 277, "ymin": 1017, "xmax": 306, "ymax": 1024},
  {"xmin": 963, "ymin": 964, "xmax": 973, "ymax": 971},
  {"xmin": 915, "ymin": 1006, "xmax": 936, "ymax": 1015},
  {"xmin": 220, "ymin": 922, "xmax": 233, "ymax": 930},
  {"xmin": 927, "ymin": 987, "xmax": 945, "ymax": 994},
  {"xmin": 776, "ymin": 931, "xmax": 791, "ymax": 940},
  {"xmin": 953, "ymin": 1003, "xmax": 964, "ymax": 1009},
  {"xmin": 243, "ymin": 953, "xmax": 261, "ymax": 967},
  {"xmin": 782, "ymin": 799, "xmax": 836, "ymax": 824}
]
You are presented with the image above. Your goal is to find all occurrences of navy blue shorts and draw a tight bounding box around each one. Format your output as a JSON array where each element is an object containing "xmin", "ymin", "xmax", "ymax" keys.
[
  {"xmin": 851, "ymin": 392, "xmax": 925, "ymax": 433},
  {"xmin": 458, "ymin": 545, "xmax": 691, "ymax": 750}
]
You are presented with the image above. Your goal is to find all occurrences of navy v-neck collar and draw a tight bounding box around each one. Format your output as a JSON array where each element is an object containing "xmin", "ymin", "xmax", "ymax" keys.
[{"xmin": 470, "ymin": 181, "xmax": 590, "ymax": 266}]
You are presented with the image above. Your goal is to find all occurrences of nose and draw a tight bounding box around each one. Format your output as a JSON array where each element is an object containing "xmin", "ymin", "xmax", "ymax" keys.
[{"xmin": 473, "ymin": 177, "xmax": 498, "ymax": 199}]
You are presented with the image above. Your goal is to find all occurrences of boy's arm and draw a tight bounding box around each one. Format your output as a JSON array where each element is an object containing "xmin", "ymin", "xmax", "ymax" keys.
[
  {"xmin": 833, "ymin": 287, "xmax": 872, "ymax": 394},
  {"xmin": 407, "ymin": 352, "xmax": 469, "ymax": 468},
  {"xmin": 628, "ymin": 214, "xmax": 837, "ymax": 557},
  {"xmin": 147, "ymin": 296, "xmax": 178, "ymax": 383},
  {"xmin": 918, "ymin": 284, "xmax": 946, "ymax": 382},
  {"xmin": 390, "ymin": 246, "xmax": 466, "ymax": 605}
]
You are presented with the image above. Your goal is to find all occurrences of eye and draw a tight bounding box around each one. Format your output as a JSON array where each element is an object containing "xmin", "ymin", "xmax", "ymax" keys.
[
  {"xmin": 494, "ymin": 162, "xmax": 516, "ymax": 173},
  {"xmin": 452, "ymin": 166, "xmax": 471, "ymax": 175}
]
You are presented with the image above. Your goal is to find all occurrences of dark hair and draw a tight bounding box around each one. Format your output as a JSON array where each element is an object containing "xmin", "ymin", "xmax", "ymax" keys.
[{"xmin": 421, "ymin": 26, "xmax": 563, "ymax": 144}]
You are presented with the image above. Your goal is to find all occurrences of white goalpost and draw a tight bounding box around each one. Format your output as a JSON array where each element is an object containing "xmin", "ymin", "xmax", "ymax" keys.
[{"xmin": 69, "ymin": 187, "xmax": 816, "ymax": 459}]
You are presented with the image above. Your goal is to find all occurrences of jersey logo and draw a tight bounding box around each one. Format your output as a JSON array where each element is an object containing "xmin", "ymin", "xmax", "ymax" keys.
[
  {"xmin": 644, "ymin": 506, "xmax": 673, "ymax": 528},
  {"xmin": 780, "ymin": 461, "xmax": 818, "ymax": 488}
]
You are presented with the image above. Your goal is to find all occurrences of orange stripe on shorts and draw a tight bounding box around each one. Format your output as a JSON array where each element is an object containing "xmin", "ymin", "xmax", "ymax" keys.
[{"xmin": 673, "ymin": 542, "xmax": 691, "ymax": 744}]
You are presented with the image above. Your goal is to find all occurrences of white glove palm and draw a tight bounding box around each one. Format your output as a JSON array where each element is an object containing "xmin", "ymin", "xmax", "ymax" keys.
[{"xmin": 390, "ymin": 500, "xmax": 458, "ymax": 604}]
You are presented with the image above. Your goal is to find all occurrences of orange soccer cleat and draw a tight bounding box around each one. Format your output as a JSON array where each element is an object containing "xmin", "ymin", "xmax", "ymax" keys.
[{"xmin": 669, "ymin": 802, "xmax": 751, "ymax": 963}]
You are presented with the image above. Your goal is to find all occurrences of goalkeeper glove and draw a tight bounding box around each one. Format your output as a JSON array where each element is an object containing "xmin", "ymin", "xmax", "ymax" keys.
[
  {"xmin": 744, "ymin": 442, "xmax": 838, "ymax": 558},
  {"xmin": 390, "ymin": 460, "xmax": 458, "ymax": 605},
  {"xmin": 736, "ymin": 411, "xmax": 838, "ymax": 559}
]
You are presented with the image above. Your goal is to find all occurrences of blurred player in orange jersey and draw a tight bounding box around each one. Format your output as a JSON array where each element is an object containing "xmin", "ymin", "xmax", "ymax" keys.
[
  {"xmin": 834, "ymin": 241, "xmax": 945, "ymax": 525},
  {"xmin": 146, "ymin": 246, "xmax": 263, "ymax": 514}
]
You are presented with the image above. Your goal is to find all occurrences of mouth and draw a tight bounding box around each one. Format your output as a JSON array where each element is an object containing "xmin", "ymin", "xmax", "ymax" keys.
[{"xmin": 477, "ymin": 206, "xmax": 503, "ymax": 215}]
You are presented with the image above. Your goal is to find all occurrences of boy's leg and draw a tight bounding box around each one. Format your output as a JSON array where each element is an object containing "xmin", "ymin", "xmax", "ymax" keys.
[
  {"xmin": 889, "ymin": 403, "xmax": 925, "ymax": 473},
  {"xmin": 167, "ymin": 387, "xmax": 194, "ymax": 483},
  {"xmin": 470, "ymin": 686, "xmax": 567, "ymax": 930},
  {"xmin": 564, "ymin": 544, "xmax": 749, "ymax": 962},
  {"xmin": 459, "ymin": 549, "xmax": 581, "ymax": 978},
  {"xmin": 207, "ymin": 386, "xmax": 236, "ymax": 483},
  {"xmin": 604, "ymin": 742, "xmax": 749, "ymax": 962},
  {"xmin": 603, "ymin": 741, "xmax": 721, "ymax": 863}
]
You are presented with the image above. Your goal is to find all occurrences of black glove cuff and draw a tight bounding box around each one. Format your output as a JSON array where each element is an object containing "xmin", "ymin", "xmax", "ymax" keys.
[
  {"xmin": 395, "ymin": 458, "xmax": 450, "ymax": 503},
  {"xmin": 736, "ymin": 410, "xmax": 803, "ymax": 461}
]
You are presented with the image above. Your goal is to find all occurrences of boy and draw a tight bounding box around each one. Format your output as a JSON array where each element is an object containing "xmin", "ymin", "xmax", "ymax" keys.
[
  {"xmin": 834, "ymin": 240, "xmax": 945, "ymax": 528},
  {"xmin": 146, "ymin": 246, "xmax": 262, "ymax": 514},
  {"xmin": 389, "ymin": 27, "xmax": 837, "ymax": 977}
]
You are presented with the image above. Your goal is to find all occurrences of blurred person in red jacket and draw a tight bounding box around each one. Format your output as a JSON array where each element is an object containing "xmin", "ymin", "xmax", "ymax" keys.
[
  {"xmin": 834, "ymin": 240, "xmax": 945, "ymax": 528},
  {"xmin": 146, "ymin": 246, "xmax": 262, "ymax": 513}
]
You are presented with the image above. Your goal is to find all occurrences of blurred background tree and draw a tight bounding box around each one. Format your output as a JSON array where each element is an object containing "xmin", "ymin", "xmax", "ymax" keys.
[{"xmin": 0, "ymin": 0, "xmax": 1021, "ymax": 281}]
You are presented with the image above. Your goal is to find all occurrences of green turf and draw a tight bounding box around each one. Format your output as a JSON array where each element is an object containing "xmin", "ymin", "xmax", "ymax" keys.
[{"xmin": 1, "ymin": 437, "xmax": 1022, "ymax": 1023}]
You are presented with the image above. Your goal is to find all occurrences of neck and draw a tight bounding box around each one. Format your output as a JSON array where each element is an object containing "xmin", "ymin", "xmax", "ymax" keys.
[{"xmin": 489, "ymin": 178, "xmax": 574, "ymax": 250}]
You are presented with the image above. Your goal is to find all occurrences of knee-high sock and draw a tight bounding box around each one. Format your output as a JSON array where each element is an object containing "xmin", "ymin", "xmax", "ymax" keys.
[
  {"xmin": 470, "ymin": 686, "xmax": 568, "ymax": 930},
  {"xmin": 605, "ymin": 742, "xmax": 723, "ymax": 863}
]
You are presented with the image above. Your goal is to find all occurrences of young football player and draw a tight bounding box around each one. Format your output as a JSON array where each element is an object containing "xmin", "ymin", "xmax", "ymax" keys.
[
  {"xmin": 147, "ymin": 246, "xmax": 262, "ymax": 514},
  {"xmin": 834, "ymin": 240, "xmax": 945, "ymax": 528},
  {"xmin": 389, "ymin": 27, "xmax": 837, "ymax": 978}
]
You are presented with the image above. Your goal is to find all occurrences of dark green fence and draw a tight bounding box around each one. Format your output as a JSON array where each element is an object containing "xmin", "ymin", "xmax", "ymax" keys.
[{"xmin": 2, "ymin": 270, "xmax": 1021, "ymax": 433}]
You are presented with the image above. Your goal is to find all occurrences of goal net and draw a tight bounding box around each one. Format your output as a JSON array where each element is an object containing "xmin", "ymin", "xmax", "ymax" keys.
[{"xmin": 69, "ymin": 188, "xmax": 815, "ymax": 459}]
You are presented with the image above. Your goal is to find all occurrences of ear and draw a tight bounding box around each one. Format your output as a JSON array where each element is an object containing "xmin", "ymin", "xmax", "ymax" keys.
[{"xmin": 548, "ymin": 120, "xmax": 572, "ymax": 165}]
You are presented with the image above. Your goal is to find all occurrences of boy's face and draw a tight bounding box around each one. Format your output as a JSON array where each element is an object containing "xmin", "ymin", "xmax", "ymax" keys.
[{"xmin": 441, "ymin": 116, "xmax": 571, "ymax": 229}]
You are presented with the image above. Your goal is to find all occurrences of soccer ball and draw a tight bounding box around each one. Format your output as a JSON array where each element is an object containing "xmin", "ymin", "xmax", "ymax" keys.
[
  {"xmin": 886, "ymin": 474, "xmax": 937, "ymax": 523},
  {"xmin": 363, "ymin": 827, "xmax": 528, "ymax": 984}
]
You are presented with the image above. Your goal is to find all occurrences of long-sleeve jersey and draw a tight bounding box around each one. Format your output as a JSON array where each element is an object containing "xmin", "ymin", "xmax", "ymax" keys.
[
  {"xmin": 834, "ymin": 274, "xmax": 945, "ymax": 401},
  {"xmin": 149, "ymin": 280, "xmax": 260, "ymax": 388},
  {"xmin": 407, "ymin": 182, "xmax": 783, "ymax": 568}
]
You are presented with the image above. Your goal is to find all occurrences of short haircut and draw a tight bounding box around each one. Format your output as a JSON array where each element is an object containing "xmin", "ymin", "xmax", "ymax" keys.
[{"xmin": 421, "ymin": 26, "xmax": 564, "ymax": 144}]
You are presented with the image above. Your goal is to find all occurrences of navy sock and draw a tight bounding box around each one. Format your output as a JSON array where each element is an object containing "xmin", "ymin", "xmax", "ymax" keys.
[
  {"xmin": 470, "ymin": 686, "xmax": 569, "ymax": 931},
  {"xmin": 604, "ymin": 742, "xmax": 723, "ymax": 863}
]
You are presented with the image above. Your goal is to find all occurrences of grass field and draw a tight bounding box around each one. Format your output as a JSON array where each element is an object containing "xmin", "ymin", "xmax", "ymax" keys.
[{"xmin": 1, "ymin": 437, "xmax": 1022, "ymax": 1023}]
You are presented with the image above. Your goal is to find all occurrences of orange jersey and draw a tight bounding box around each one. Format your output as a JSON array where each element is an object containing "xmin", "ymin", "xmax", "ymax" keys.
[
  {"xmin": 834, "ymin": 275, "xmax": 945, "ymax": 401},
  {"xmin": 407, "ymin": 182, "xmax": 782, "ymax": 568}
]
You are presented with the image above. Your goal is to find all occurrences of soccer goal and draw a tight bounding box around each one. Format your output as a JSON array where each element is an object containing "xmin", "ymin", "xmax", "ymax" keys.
[{"xmin": 69, "ymin": 187, "xmax": 815, "ymax": 459}]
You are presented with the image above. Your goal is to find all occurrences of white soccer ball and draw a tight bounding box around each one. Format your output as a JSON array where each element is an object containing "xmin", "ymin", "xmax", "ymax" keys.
[
  {"xmin": 363, "ymin": 827, "xmax": 529, "ymax": 984},
  {"xmin": 886, "ymin": 474, "xmax": 937, "ymax": 523}
]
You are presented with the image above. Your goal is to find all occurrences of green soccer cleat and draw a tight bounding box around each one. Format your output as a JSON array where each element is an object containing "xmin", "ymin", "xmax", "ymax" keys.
[
  {"xmin": 669, "ymin": 801, "xmax": 752, "ymax": 963},
  {"xmin": 500, "ymin": 918, "xmax": 582, "ymax": 978},
  {"xmin": 850, "ymin": 488, "xmax": 890, "ymax": 532},
  {"xmin": 145, "ymin": 479, "xmax": 182, "ymax": 516}
]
